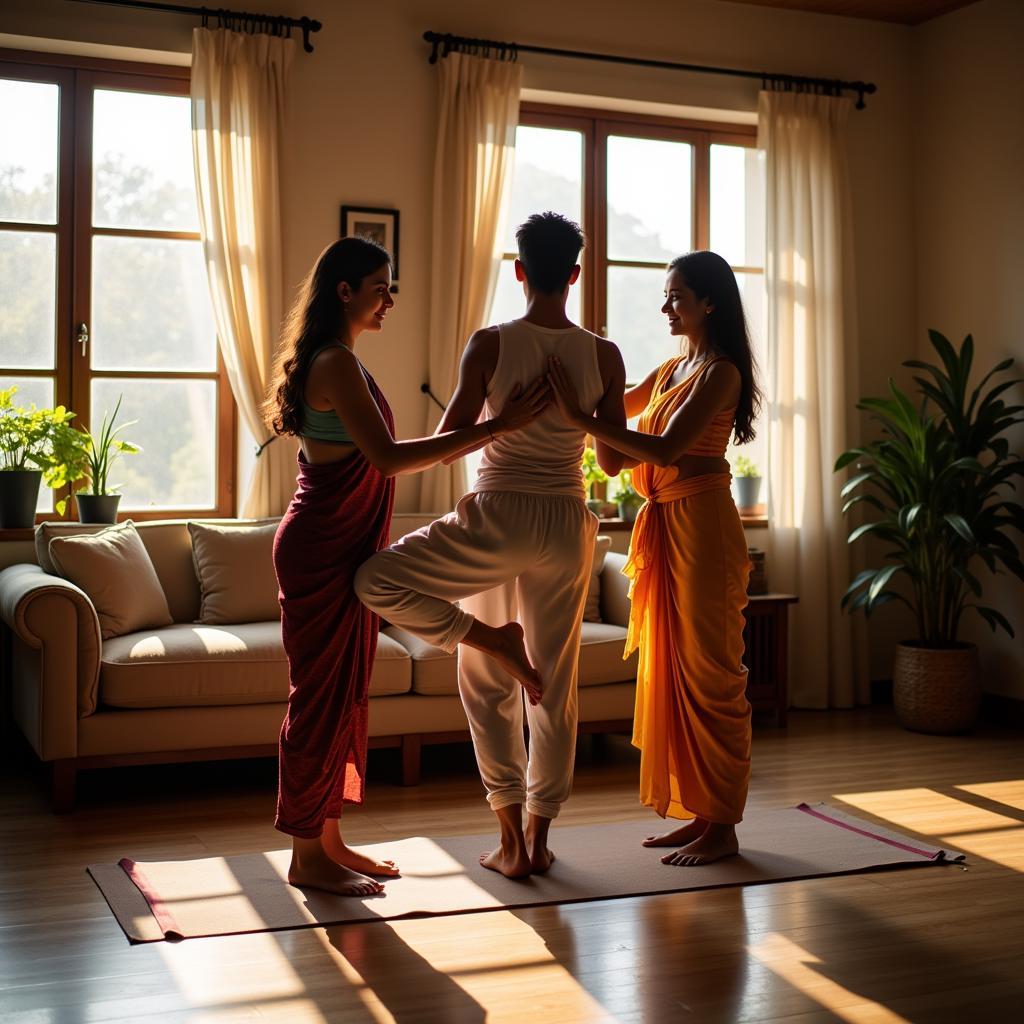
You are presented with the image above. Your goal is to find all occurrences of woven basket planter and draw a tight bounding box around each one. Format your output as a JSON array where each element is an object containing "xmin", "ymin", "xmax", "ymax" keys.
[{"xmin": 893, "ymin": 641, "xmax": 980, "ymax": 734}]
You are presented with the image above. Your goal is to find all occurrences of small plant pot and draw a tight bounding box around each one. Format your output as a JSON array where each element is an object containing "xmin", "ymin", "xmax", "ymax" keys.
[
  {"xmin": 0, "ymin": 470, "xmax": 42, "ymax": 528},
  {"xmin": 734, "ymin": 475, "xmax": 762, "ymax": 510},
  {"xmin": 618, "ymin": 501, "xmax": 641, "ymax": 524},
  {"xmin": 75, "ymin": 493, "xmax": 121, "ymax": 525},
  {"xmin": 893, "ymin": 641, "xmax": 980, "ymax": 734}
]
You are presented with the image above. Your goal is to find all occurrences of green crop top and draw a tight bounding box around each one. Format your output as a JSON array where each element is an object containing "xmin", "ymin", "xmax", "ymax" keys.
[{"xmin": 300, "ymin": 345, "xmax": 356, "ymax": 444}]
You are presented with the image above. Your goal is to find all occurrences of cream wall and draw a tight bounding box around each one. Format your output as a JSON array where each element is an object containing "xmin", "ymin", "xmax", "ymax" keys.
[
  {"xmin": 914, "ymin": 0, "xmax": 1024, "ymax": 699},
  {"xmin": 2, "ymin": 0, "xmax": 922, "ymax": 682}
]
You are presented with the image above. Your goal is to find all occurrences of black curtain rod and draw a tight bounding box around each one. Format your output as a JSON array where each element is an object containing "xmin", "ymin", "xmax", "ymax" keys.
[
  {"xmin": 423, "ymin": 31, "xmax": 876, "ymax": 110},
  {"xmin": 65, "ymin": 0, "xmax": 322, "ymax": 52}
]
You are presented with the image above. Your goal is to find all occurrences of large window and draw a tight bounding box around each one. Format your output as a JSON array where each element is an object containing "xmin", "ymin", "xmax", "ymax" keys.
[
  {"xmin": 487, "ymin": 105, "xmax": 766, "ymax": 503},
  {"xmin": 0, "ymin": 54, "xmax": 234, "ymax": 520}
]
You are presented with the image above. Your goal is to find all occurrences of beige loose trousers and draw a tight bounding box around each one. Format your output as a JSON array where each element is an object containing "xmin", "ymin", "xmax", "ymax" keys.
[{"xmin": 355, "ymin": 490, "xmax": 598, "ymax": 819}]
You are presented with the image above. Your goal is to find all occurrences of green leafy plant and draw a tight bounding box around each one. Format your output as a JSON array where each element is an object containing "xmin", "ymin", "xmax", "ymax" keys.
[
  {"xmin": 0, "ymin": 386, "xmax": 90, "ymax": 513},
  {"xmin": 732, "ymin": 454, "xmax": 760, "ymax": 478},
  {"xmin": 835, "ymin": 330, "xmax": 1024, "ymax": 647},
  {"xmin": 581, "ymin": 446, "xmax": 608, "ymax": 495},
  {"xmin": 612, "ymin": 468, "xmax": 643, "ymax": 509},
  {"xmin": 74, "ymin": 395, "xmax": 141, "ymax": 496}
]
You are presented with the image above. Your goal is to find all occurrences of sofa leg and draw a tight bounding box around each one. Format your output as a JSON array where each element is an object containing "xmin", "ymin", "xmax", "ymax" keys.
[
  {"xmin": 401, "ymin": 735, "xmax": 422, "ymax": 787},
  {"xmin": 52, "ymin": 760, "xmax": 76, "ymax": 814}
]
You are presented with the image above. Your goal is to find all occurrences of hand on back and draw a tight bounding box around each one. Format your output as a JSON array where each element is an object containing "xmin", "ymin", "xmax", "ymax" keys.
[{"xmin": 492, "ymin": 376, "xmax": 550, "ymax": 435}]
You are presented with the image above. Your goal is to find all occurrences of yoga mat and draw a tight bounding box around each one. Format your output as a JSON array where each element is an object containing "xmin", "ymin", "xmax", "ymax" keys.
[{"xmin": 88, "ymin": 803, "xmax": 965, "ymax": 943}]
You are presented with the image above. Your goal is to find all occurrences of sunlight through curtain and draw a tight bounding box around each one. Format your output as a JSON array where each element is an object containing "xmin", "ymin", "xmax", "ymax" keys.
[
  {"xmin": 191, "ymin": 27, "xmax": 298, "ymax": 518},
  {"xmin": 759, "ymin": 89, "xmax": 868, "ymax": 708},
  {"xmin": 419, "ymin": 52, "xmax": 522, "ymax": 513}
]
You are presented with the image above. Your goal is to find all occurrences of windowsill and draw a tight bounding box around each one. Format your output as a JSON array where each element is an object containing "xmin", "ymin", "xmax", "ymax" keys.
[{"xmin": 595, "ymin": 507, "xmax": 768, "ymax": 530}]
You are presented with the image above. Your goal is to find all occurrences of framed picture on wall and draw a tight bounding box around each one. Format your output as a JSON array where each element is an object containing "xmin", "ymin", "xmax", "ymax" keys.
[{"xmin": 340, "ymin": 205, "xmax": 400, "ymax": 291}]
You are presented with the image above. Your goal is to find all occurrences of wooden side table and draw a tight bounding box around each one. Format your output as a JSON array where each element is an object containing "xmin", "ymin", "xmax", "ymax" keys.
[{"xmin": 743, "ymin": 593, "xmax": 798, "ymax": 727}]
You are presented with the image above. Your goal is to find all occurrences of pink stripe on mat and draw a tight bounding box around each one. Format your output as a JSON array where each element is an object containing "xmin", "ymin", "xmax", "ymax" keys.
[
  {"xmin": 118, "ymin": 857, "xmax": 184, "ymax": 940},
  {"xmin": 797, "ymin": 803, "xmax": 940, "ymax": 860}
]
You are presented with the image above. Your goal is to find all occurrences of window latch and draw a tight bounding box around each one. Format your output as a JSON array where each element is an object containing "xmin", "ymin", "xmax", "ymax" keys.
[{"xmin": 77, "ymin": 322, "xmax": 89, "ymax": 357}]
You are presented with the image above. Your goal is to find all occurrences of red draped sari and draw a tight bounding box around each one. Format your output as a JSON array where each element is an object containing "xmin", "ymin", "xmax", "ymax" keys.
[{"xmin": 273, "ymin": 370, "xmax": 394, "ymax": 838}]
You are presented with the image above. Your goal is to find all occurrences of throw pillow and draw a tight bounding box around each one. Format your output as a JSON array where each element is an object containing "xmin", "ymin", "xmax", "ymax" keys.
[
  {"xmin": 47, "ymin": 520, "xmax": 174, "ymax": 640},
  {"xmin": 188, "ymin": 521, "xmax": 280, "ymax": 625},
  {"xmin": 583, "ymin": 535, "xmax": 613, "ymax": 623}
]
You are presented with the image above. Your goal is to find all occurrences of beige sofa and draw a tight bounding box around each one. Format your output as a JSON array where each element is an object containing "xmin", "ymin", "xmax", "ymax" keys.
[{"xmin": 0, "ymin": 515, "xmax": 638, "ymax": 811}]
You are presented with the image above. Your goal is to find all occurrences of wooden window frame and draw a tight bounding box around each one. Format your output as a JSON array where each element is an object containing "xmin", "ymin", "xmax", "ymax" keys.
[{"xmin": 0, "ymin": 49, "xmax": 236, "ymax": 524}]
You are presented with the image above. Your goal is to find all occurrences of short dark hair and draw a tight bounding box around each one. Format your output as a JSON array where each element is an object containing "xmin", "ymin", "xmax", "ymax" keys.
[{"xmin": 515, "ymin": 212, "xmax": 585, "ymax": 294}]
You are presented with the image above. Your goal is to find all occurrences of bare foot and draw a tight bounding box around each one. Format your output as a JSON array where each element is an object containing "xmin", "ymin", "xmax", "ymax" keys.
[
  {"xmin": 525, "ymin": 813, "xmax": 555, "ymax": 874},
  {"xmin": 528, "ymin": 843, "xmax": 556, "ymax": 874},
  {"xmin": 661, "ymin": 825, "xmax": 739, "ymax": 867},
  {"xmin": 323, "ymin": 839, "xmax": 400, "ymax": 878},
  {"xmin": 480, "ymin": 842, "xmax": 532, "ymax": 879},
  {"xmin": 465, "ymin": 621, "xmax": 542, "ymax": 705},
  {"xmin": 288, "ymin": 850, "xmax": 384, "ymax": 896},
  {"xmin": 642, "ymin": 819, "xmax": 708, "ymax": 848}
]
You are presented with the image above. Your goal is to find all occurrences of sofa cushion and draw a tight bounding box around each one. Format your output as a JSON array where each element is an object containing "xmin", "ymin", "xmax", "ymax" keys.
[
  {"xmin": 583, "ymin": 535, "xmax": 613, "ymax": 623},
  {"xmin": 385, "ymin": 620, "xmax": 637, "ymax": 697},
  {"xmin": 100, "ymin": 624, "xmax": 410, "ymax": 709},
  {"xmin": 47, "ymin": 521, "xmax": 174, "ymax": 640},
  {"xmin": 187, "ymin": 520, "xmax": 280, "ymax": 625}
]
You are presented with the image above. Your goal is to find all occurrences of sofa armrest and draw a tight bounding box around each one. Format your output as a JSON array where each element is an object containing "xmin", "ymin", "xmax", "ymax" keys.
[
  {"xmin": 600, "ymin": 551, "xmax": 631, "ymax": 628},
  {"xmin": 0, "ymin": 564, "xmax": 102, "ymax": 723}
]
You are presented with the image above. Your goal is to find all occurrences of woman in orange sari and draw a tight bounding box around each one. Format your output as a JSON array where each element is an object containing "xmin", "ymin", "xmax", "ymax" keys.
[{"xmin": 548, "ymin": 250, "xmax": 761, "ymax": 866}]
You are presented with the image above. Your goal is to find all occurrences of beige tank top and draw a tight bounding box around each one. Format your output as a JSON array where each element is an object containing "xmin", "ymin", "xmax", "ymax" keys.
[{"xmin": 473, "ymin": 319, "xmax": 605, "ymax": 498}]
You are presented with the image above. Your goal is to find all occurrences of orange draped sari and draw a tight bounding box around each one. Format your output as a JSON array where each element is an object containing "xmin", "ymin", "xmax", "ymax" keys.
[{"xmin": 624, "ymin": 356, "xmax": 751, "ymax": 824}]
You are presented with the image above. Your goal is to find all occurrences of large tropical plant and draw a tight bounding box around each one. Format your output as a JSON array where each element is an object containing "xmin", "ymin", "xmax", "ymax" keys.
[{"xmin": 835, "ymin": 331, "xmax": 1024, "ymax": 647}]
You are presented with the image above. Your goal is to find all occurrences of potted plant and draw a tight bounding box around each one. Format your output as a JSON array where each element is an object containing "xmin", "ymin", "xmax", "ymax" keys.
[
  {"xmin": 0, "ymin": 386, "xmax": 90, "ymax": 527},
  {"xmin": 835, "ymin": 331, "xmax": 1023, "ymax": 734},
  {"xmin": 71, "ymin": 395, "xmax": 141, "ymax": 524},
  {"xmin": 613, "ymin": 468, "xmax": 644, "ymax": 524},
  {"xmin": 582, "ymin": 446, "xmax": 609, "ymax": 514},
  {"xmin": 732, "ymin": 454, "xmax": 762, "ymax": 511}
]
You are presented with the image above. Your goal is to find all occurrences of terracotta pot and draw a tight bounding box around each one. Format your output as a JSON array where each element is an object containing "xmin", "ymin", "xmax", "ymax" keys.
[{"xmin": 893, "ymin": 641, "xmax": 980, "ymax": 734}]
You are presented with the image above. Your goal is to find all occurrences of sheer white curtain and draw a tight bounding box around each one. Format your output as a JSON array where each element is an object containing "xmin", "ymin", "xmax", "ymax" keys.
[
  {"xmin": 759, "ymin": 89, "xmax": 869, "ymax": 708},
  {"xmin": 191, "ymin": 27, "xmax": 298, "ymax": 518},
  {"xmin": 418, "ymin": 52, "xmax": 522, "ymax": 513}
]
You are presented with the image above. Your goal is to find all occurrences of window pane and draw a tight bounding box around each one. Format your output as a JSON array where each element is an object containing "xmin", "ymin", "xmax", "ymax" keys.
[
  {"xmin": 0, "ymin": 79, "xmax": 59, "ymax": 225},
  {"xmin": 0, "ymin": 231, "xmax": 56, "ymax": 369},
  {"xmin": 92, "ymin": 378, "xmax": 216, "ymax": 509},
  {"xmin": 488, "ymin": 257, "xmax": 581, "ymax": 327},
  {"xmin": 606, "ymin": 266, "xmax": 676, "ymax": 381},
  {"xmin": 0, "ymin": 376, "xmax": 56, "ymax": 512},
  {"xmin": 503, "ymin": 126, "xmax": 583, "ymax": 252},
  {"xmin": 607, "ymin": 136, "xmax": 691, "ymax": 262},
  {"xmin": 92, "ymin": 89, "xmax": 199, "ymax": 231},
  {"xmin": 710, "ymin": 144, "xmax": 765, "ymax": 269},
  {"xmin": 91, "ymin": 236, "xmax": 217, "ymax": 371}
]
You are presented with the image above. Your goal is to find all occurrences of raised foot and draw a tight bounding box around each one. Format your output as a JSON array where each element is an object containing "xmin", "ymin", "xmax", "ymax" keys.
[
  {"xmin": 288, "ymin": 857, "xmax": 385, "ymax": 896},
  {"xmin": 491, "ymin": 623, "xmax": 543, "ymax": 706},
  {"xmin": 642, "ymin": 819, "xmax": 707, "ymax": 848},
  {"xmin": 480, "ymin": 843, "xmax": 532, "ymax": 880},
  {"xmin": 660, "ymin": 829, "xmax": 739, "ymax": 867}
]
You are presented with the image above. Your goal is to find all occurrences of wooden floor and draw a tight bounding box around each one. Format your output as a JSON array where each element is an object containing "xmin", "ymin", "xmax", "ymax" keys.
[{"xmin": 1, "ymin": 707, "xmax": 1022, "ymax": 1023}]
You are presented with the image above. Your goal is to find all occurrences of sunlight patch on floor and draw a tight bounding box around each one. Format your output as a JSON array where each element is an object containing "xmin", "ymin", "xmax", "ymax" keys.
[
  {"xmin": 834, "ymin": 785, "xmax": 1024, "ymax": 871},
  {"xmin": 956, "ymin": 780, "xmax": 1024, "ymax": 813},
  {"xmin": 748, "ymin": 932, "xmax": 913, "ymax": 1023}
]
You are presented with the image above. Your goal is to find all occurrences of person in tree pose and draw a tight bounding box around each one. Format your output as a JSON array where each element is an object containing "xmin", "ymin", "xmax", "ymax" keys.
[{"xmin": 356, "ymin": 213, "xmax": 626, "ymax": 879}]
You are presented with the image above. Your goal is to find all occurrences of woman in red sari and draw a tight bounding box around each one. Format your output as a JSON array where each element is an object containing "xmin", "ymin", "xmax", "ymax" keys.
[{"xmin": 267, "ymin": 238, "xmax": 547, "ymax": 896}]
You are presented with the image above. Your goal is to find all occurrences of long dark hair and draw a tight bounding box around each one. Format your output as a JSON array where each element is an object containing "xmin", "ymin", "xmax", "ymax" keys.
[
  {"xmin": 668, "ymin": 250, "xmax": 762, "ymax": 445},
  {"xmin": 266, "ymin": 237, "xmax": 392, "ymax": 437}
]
